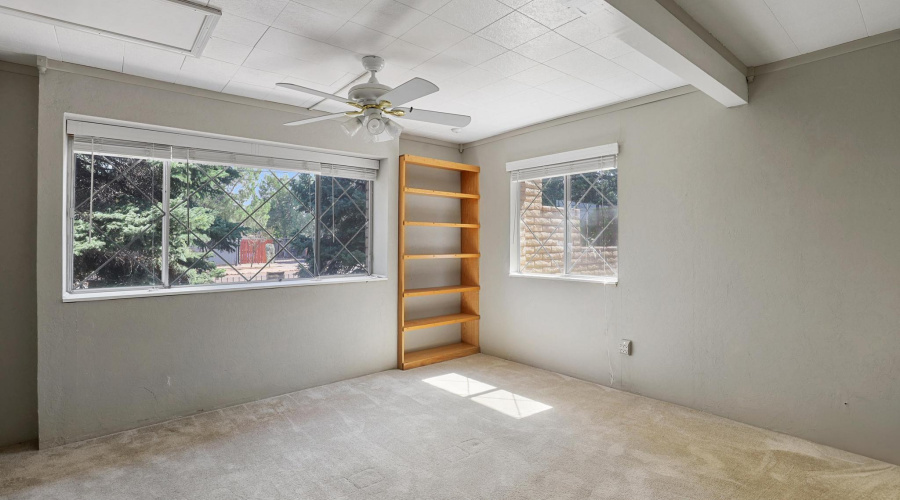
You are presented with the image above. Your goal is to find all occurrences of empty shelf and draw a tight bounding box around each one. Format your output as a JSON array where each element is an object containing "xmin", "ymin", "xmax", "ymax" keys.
[
  {"xmin": 404, "ymin": 187, "xmax": 479, "ymax": 199},
  {"xmin": 403, "ymin": 313, "xmax": 480, "ymax": 332},
  {"xmin": 402, "ymin": 342, "xmax": 480, "ymax": 369},
  {"xmin": 404, "ymin": 221, "xmax": 480, "ymax": 228},
  {"xmin": 404, "ymin": 253, "xmax": 479, "ymax": 260},
  {"xmin": 403, "ymin": 285, "xmax": 480, "ymax": 298},
  {"xmin": 402, "ymin": 155, "xmax": 480, "ymax": 172}
]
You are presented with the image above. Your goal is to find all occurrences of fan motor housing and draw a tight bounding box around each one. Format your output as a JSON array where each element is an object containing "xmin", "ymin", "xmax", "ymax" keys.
[{"xmin": 348, "ymin": 82, "xmax": 391, "ymax": 104}]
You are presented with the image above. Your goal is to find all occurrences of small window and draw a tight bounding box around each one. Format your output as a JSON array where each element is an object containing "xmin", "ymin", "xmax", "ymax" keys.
[
  {"xmin": 66, "ymin": 128, "xmax": 376, "ymax": 298},
  {"xmin": 509, "ymin": 147, "xmax": 618, "ymax": 283}
]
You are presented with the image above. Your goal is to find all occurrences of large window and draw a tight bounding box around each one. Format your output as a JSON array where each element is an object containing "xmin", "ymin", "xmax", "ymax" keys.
[
  {"xmin": 65, "ymin": 121, "xmax": 377, "ymax": 299},
  {"xmin": 509, "ymin": 147, "xmax": 618, "ymax": 283}
]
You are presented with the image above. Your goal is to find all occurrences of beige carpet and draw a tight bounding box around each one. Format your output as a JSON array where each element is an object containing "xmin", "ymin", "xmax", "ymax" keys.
[{"xmin": 1, "ymin": 354, "xmax": 898, "ymax": 499}]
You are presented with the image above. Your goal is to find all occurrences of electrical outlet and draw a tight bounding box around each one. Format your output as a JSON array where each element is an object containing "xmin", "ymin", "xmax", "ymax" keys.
[{"xmin": 619, "ymin": 339, "xmax": 632, "ymax": 355}]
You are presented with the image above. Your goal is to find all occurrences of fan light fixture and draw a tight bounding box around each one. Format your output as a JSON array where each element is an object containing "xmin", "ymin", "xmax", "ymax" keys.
[{"xmin": 278, "ymin": 55, "xmax": 471, "ymax": 141}]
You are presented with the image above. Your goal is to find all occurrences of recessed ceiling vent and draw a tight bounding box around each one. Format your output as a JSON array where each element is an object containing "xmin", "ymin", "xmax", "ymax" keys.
[{"xmin": 0, "ymin": 0, "xmax": 220, "ymax": 56}]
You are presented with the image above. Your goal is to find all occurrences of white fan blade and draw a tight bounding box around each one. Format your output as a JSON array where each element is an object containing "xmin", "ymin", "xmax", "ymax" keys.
[
  {"xmin": 276, "ymin": 83, "xmax": 354, "ymax": 105},
  {"xmin": 379, "ymin": 78, "xmax": 438, "ymax": 106},
  {"xmin": 284, "ymin": 113, "xmax": 347, "ymax": 127},
  {"xmin": 396, "ymin": 108, "xmax": 471, "ymax": 127}
]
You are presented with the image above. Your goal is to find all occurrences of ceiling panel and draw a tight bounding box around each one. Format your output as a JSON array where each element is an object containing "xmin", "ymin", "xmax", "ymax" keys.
[
  {"xmin": 213, "ymin": 14, "xmax": 269, "ymax": 46},
  {"xmin": 272, "ymin": 1, "xmax": 345, "ymax": 40},
  {"xmin": 518, "ymin": 0, "xmax": 581, "ymax": 29},
  {"xmin": 55, "ymin": 27, "xmax": 124, "ymax": 73},
  {"xmin": 123, "ymin": 42, "xmax": 184, "ymax": 83},
  {"xmin": 858, "ymin": 0, "xmax": 900, "ymax": 36},
  {"xmin": 0, "ymin": 0, "xmax": 212, "ymax": 50},
  {"xmin": 513, "ymin": 31, "xmax": 579, "ymax": 62},
  {"xmin": 351, "ymin": 0, "xmax": 428, "ymax": 37},
  {"xmin": 674, "ymin": 0, "xmax": 899, "ymax": 67},
  {"xmin": 399, "ymin": 16, "xmax": 468, "ymax": 52},
  {"xmin": 763, "ymin": 0, "xmax": 867, "ymax": 54},
  {"xmin": 479, "ymin": 50, "xmax": 539, "ymax": 77},
  {"xmin": 477, "ymin": 11, "xmax": 549, "ymax": 49},
  {"xmin": 1, "ymin": 0, "xmax": 718, "ymax": 143},
  {"xmin": 433, "ymin": 0, "xmax": 512, "ymax": 33},
  {"xmin": 379, "ymin": 39, "xmax": 436, "ymax": 68},
  {"xmin": 203, "ymin": 37, "xmax": 253, "ymax": 65},
  {"xmin": 508, "ymin": 63, "xmax": 565, "ymax": 85},
  {"xmin": 443, "ymin": 35, "xmax": 507, "ymax": 66}
]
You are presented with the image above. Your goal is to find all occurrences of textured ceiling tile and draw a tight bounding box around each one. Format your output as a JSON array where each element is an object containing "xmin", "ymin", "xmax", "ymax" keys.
[
  {"xmin": 55, "ymin": 27, "xmax": 124, "ymax": 72},
  {"xmin": 177, "ymin": 57, "xmax": 239, "ymax": 91},
  {"xmin": 857, "ymin": 0, "xmax": 900, "ymax": 36},
  {"xmin": 413, "ymin": 53, "xmax": 472, "ymax": 80},
  {"xmin": 243, "ymin": 47, "xmax": 346, "ymax": 85},
  {"xmin": 222, "ymin": 80, "xmax": 274, "ymax": 101},
  {"xmin": 292, "ymin": 0, "xmax": 371, "ymax": 20},
  {"xmin": 763, "ymin": 0, "xmax": 868, "ymax": 54},
  {"xmin": 544, "ymin": 47, "xmax": 630, "ymax": 86},
  {"xmin": 400, "ymin": 16, "xmax": 470, "ymax": 52},
  {"xmin": 611, "ymin": 51, "xmax": 685, "ymax": 89},
  {"xmin": 351, "ymin": 0, "xmax": 429, "ymax": 37},
  {"xmin": 508, "ymin": 63, "xmax": 565, "ymax": 86},
  {"xmin": 582, "ymin": 6, "xmax": 630, "ymax": 34},
  {"xmin": 204, "ymin": 37, "xmax": 253, "ymax": 65},
  {"xmin": 518, "ymin": 0, "xmax": 581, "ymax": 29},
  {"xmin": 328, "ymin": 22, "xmax": 396, "ymax": 53},
  {"xmin": 230, "ymin": 66, "xmax": 287, "ymax": 87},
  {"xmin": 513, "ymin": 31, "xmax": 579, "ymax": 63},
  {"xmin": 394, "ymin": 0, "xmax": 452, "ymax": 14},
  {"xmin": 497, "ymin": 0, "xmax": 530, "ymax": 7},
  {"xmin": 212, "ymin": 14, "xmax": 269, "ymax": 47},
  {"xmin": 212, "ymin": 0, "xmax": 289, "ymax": 24},
  {"xmin": 595, "ymin": 71, "xmax": 660, "ymax": 99},
  {"xmin": 258, "ymin": 29, "xmax": 359, "ymax": 68},
  {"xmin": 464, "ymin": 78, "xmax": 531, "ymax": 107},
  {"xmin": 443, "ymin": 35, "xmax": 507, "ymax": 66},
  {"xmin": 555, "ymin": 17, "xmax": 613, "ymax": 46},
  {"xmin": 123, "ymin": 43, "xmax": 184, "ymax": 83},
  {"xmin": 272, "ymin": 2, "xmax": 346, "ymax": 41},
  {"xmin": 537, "ymin": 74, "xmax": 596, "ymax": 96},
  {"xmin": 478, "ymin": 50, "xmax": 538, "ymax": 77},
  {"xmin": 477, "ymin": 12, "xmax": 549, "ymax": 49},
  {"xmin": 673, "ymin": 0, "xmax": 799, "ymax": 66},
  {"xmin": 441, "ymin": 66, "xmax": 505, "ymax": 98},
  {"xmin": 433, "ymin": 0, "xmax": 513, "ymax": 33},
  {"xmin": 586, "ymin": 35, "xmax": 635, "ymax": 59},
  {"xmin": 379, "ymin": 39, "xmax": 437, "ymax": 69}
]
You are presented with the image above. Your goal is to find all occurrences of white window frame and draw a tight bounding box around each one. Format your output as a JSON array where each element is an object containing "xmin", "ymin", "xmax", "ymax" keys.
[
  {"xmin": 508, "ymin": 144, "xmax": 619, "ymax": 285},
  {"xmin": 62, "ymin": 115, "xmax": 386, "ymax": 302}
]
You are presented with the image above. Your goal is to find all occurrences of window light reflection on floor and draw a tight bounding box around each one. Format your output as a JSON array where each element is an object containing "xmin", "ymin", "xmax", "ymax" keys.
[
  {"xmin": 422, "ymin": 373, "xmax": 552, "ymax": 419},
  {"xmin": 423, "ymin": 373, "xmax": 496, "ymax": 397}
]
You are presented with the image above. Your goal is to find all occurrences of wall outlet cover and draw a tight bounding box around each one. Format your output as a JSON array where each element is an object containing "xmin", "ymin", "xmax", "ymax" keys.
[{"xmin": 619, "ymin": 339, "xmax": 632, "ymax": 355}]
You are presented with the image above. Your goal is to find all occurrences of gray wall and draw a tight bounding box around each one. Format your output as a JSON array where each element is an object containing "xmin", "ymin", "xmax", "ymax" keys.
[
  {"xmin": 36, "ymin": 67, "xmax": 399, "ymax": 447},
  {"xmin": 463, "ymin": 40, "xmax": 900, "ymax": 465},
  {"xmin": 0, "ymin": 62, "xmax": 38, "ymax": 447}
]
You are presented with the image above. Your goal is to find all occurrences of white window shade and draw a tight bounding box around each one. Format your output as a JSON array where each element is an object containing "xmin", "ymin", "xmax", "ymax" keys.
[
  {"xmin": 507, "ymin": 143, "xmax": 618, "ymax": 182},
  {"xmin": 67, "ymin": 118, "xmax": 380, "ymax": 180}
]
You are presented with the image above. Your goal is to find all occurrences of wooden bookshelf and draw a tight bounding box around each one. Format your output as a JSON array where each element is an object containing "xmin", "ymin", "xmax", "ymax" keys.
[{"xmin": 398, "ymin": 155, "xmax": 480, "ymax": 370}]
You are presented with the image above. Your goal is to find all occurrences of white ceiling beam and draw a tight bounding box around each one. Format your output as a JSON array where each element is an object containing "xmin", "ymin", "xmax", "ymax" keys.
[{"xmin": 605, "ymin": 0, "xmax": 749, "ymax": 107}]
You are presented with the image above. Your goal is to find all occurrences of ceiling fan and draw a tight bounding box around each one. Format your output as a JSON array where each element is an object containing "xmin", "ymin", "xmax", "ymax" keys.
[{"xmin": 277, "ymin": 56, "xmax": 471, "ymax": 142}]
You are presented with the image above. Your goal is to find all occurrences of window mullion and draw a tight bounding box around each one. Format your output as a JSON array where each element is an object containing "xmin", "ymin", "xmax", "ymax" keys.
[
  {"xmin": 161, "ymin": 160, "xmax": 171, "ymax": 288},
  {"xmin": 564, "ymin": 175, "xmax": 571, "ymax": 276},
  {"xmin": 315, "ymin": 174, "xmax": 322, "ymax": 277}
]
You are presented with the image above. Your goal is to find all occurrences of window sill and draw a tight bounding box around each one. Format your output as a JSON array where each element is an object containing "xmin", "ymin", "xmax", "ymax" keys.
[
  {"xmin": 509, "ymin": 273, "xmax": 618, "ymax": 285},
  {"xmin": 62, "ymin": 274, "xmax": 388, "ymax": 302}
]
